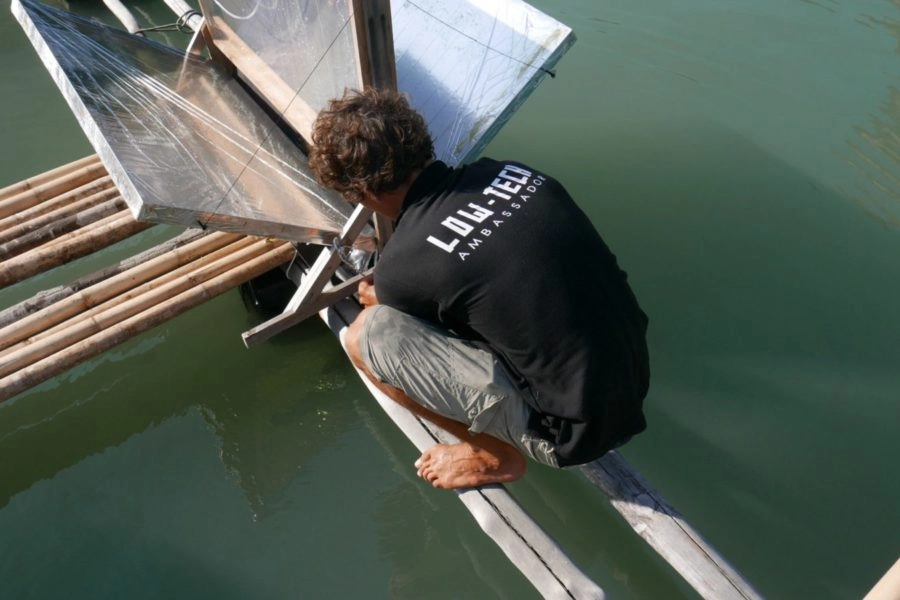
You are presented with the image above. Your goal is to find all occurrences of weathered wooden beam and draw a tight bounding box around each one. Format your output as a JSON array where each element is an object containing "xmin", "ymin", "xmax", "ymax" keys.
[
  {"xmin": 580, "ymin": 453, "xmax": 762, "ymax": 599},
  {"xmin": 351, "ymin": 0, "xmax": 398, "ymax": 90},
  {"xmin": 242, "ymin": 203, "xmax": 372, "ymax": 346}
]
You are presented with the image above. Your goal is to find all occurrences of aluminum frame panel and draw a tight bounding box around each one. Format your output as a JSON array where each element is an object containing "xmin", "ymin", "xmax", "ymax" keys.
[{"xmin": 12, "ymin": 0, "xmax": 362, "ymax": 245}]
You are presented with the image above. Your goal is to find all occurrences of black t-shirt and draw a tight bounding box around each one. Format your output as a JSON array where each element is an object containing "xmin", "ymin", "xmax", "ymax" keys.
[{"xmin": 375, "ymin": 158, "xmax": 649, "ymax": 466}]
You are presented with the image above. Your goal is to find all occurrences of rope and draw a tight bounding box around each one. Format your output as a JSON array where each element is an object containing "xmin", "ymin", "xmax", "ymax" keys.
[{"xmin": 134, "ymin": 9, "xmax": 201, "ymax": 35}]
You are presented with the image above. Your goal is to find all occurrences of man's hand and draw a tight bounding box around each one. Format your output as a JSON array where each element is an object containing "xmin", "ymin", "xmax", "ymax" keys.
[{"xmin": 358, "ymin": 277, "xmax": 379, "ymax": 308}]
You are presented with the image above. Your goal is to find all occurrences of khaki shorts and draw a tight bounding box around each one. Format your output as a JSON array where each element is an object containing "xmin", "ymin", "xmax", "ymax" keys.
[{"xmin": 358, "ymin": 305, "xmax": 558, "ymax": 467}]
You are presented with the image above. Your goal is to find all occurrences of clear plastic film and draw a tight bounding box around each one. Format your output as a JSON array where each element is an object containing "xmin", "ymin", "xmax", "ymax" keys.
[{"xmin": 13, "ymin": 0, "xmax": 574, "ymax": 242}]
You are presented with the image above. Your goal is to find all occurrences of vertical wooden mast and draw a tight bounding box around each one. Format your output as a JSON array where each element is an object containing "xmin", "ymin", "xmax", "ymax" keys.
[{"xmin": 242, "ymin": 1, "xmax": 398, "ymax": 346}]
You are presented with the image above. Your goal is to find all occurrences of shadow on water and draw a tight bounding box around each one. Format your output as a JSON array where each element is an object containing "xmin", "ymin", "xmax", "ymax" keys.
[{"xmin": 0, "ymin": 296, "xmax": 357, "ymax": 516}]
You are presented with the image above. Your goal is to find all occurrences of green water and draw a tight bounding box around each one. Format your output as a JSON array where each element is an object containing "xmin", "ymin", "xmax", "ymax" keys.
[{"xmin": 1, "ymin": 1, "xmax": 899, "ymax": 598}]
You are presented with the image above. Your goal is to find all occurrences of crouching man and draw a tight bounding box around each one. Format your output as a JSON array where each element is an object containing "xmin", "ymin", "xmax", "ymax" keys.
[{"xmin": 308, "ymin": 88, "xmax": 649, "ymax": 489}]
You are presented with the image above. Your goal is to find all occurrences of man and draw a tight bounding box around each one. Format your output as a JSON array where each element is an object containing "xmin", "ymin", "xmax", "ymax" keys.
[{"xmin": 308, "ymin": 88, "xmax": 649, "ymax": 489}]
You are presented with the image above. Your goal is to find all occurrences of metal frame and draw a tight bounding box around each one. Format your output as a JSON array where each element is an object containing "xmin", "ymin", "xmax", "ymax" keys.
[{"xmin": 237, "ymin": 0, "xmax": 396, "ymax": 347}]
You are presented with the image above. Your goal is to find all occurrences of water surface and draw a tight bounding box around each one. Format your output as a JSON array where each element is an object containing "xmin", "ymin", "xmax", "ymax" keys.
[{"xmin": 1, "ymin": 1, "xmax": 899, "ymax": 598}]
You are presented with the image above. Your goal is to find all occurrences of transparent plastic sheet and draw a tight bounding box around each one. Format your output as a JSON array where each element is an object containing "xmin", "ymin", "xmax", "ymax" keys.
[
  {"xmin": 12, "ymin": 0, "xmax": 361, "ymax": 246},
  {"xmin": 198, "ymin": 0, "xmax": 364, "ymax": 143},
  {"xmin": 13, "ymin": 0, "xmax": 573, "ymax": 242},
  {"xmin": 391, "ymin": 0, "xmax": 575, "ymax": 165},
  {"xmin": 197, "ymin": 0, "xmax": 575, "ymax": 166}
]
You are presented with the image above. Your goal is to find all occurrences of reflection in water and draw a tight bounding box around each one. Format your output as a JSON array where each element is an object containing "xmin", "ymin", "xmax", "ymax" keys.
[
  {"xmin": 0, "ymin": 307, "xmax": 357, "ymax": 515},
  {"xmin": 354, "ymin": 398, "xmax": 539, "ymax": 599},
  {"xmin": 850, "ymin": 3, "xmax": 900, "ymax": 228},
  {"xmin": 862, "ymin": 2, "xmax": 900, "ymax": 54},
  {"xmin": 2, "ymin": 1, "xmax": 900, "ymax": 598},
  {"xmin": 199, "ymin": 373, "xmax": 356, "ymax": 521},
  {"xmin": 850, "ymin": 83, "xmax": 900, "ymax": 229}
]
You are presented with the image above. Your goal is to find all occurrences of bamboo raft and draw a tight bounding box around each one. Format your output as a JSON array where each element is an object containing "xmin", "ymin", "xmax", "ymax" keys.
[
  {"xmin": 8, "ymin": 1, "xmax": 900, "ymax": 597},
  {"xmin": 0, "ymin": 156, "xmax": 295, "ymax": 403},
  {"xmin": 1, "ymin": 154, "xmax": 766, "ymax": 599},
  {"xmin": 3, "ymin": 0, "xmax": 778, "ymax": 597}
]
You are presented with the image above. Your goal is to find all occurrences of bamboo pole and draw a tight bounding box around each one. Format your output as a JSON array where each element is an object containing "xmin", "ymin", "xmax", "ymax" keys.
[
  {"xmin": 0, "ymin": 231, "xmax": 242, "ymax": 350},
  {"xmin": 0, "ymin": 241, "xmax": 295, "ymax": 403},
  {"xmin": 0, "ymin": 178, "xmax": 117, "ymax": 240},
  {"xmin": 0, "ymin": 155, "xmax": 100, "ymax": 202},
  {"xmin": 0, "ymin": 228, "xmax": 208, "ymax": 328},
  {"xmin": 0, "ymin": 161, "xmax": 108, "ymax": 220},
  {"xmin": 1, "ymin": 235, "xmax": 259, "ymax": 354},
  {"xmin": 0, "ymin": 238, "xmax": 288, "ymax": 378},
  {"xmin": 0, "ymin": 211, "xmax": 153, "ymax": 289},
  {"xmin": 33, "ymin": 209, "xmax": 139, "ymax": 255},
  {"xmin": 864, "ymin": 558, "xmax": 900, "ymax": 600},
  {"xmin": 0, "ymin": 197, "xmax": 126, "ymax": 260},
  {"xmin": 101, "ymin": 0, "xmax": 141, "ymax": 34},
  {"xmin": 580, "ymin": 453, "xmax": 763, "ymax": 599}
]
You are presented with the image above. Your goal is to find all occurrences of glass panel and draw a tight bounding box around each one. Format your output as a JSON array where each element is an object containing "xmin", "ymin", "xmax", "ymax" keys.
[
  {"xmin": 391, "ymin": 0, "xmax": 575, "ymax": 165},
  {"xmin": 198, "ymin": 0, "xmax": 363, "ymax": 143},
  {"xmin": 13, "ymin": 0, "xmax": 365, "ymax": 246}
]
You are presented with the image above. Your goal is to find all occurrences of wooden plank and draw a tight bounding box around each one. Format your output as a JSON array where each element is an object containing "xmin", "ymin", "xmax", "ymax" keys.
[
  {"xmin": 580, "ymin": 453, "xmax": 762, "ymax": 599},
  {"xmin": 321, "ymin": 299, "xmax": 606, "ymax": 600},
  {"xmin": 242, "ymin": 203, "xmax": 372, "ymax": 346}
]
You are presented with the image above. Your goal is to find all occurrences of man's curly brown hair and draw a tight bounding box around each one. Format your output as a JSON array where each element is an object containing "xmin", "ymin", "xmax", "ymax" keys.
[{"xmin": 308, "ymin": 88, "xmax": 434, "ymax": 204}]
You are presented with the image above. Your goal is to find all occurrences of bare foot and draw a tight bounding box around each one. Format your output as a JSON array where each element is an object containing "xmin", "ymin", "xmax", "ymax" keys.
[{"xmin": 414, "ymin": 441, "xmax": 526, "ymax": 489}]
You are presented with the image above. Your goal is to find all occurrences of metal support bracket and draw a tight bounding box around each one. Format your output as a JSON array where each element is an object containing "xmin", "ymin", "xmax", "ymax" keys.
[{"xmin": 241, "ymin": 203, "xmax": 375, "ymax": 347}]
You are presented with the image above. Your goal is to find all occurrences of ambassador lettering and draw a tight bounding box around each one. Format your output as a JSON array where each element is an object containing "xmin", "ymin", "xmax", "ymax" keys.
[
  {"xmin": 426, "ymin": 164, "xmax": 545, "ymax": 260},
  {"xmin": 425, "ymin": 202, "xmax": 493, "ymax": 252}
]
